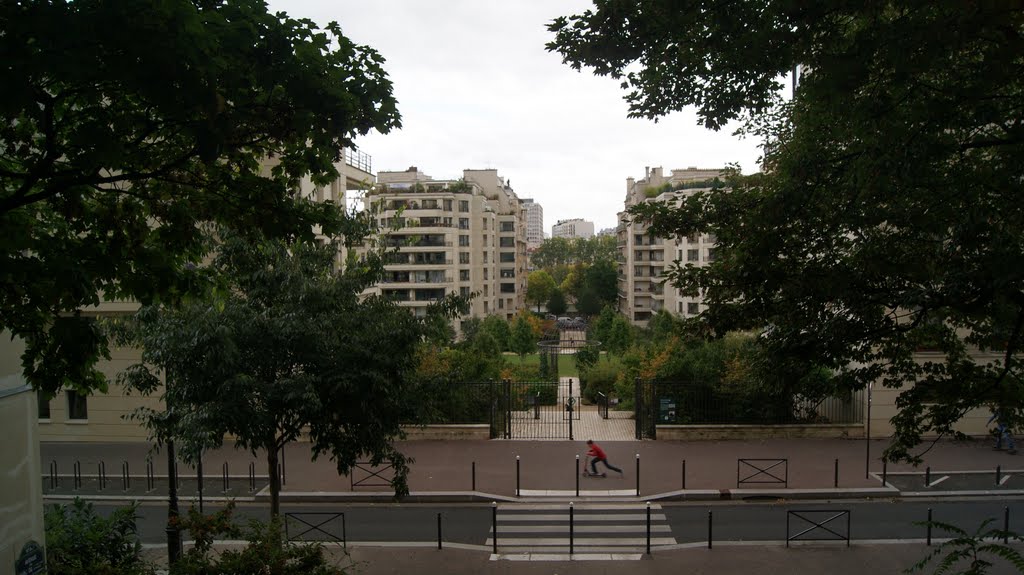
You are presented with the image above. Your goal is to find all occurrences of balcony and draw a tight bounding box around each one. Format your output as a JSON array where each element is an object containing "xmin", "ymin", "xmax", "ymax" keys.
[{"xmin": 344, "ymin": 148, "xmax": 372, "ymax": 173}]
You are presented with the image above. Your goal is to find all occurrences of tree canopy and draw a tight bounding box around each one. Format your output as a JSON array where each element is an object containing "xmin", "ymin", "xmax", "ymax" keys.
[
  {"xmin": 2, "ymin": 0, "xmax": 400, "ymax": 396},
  {"xmin": 550, "ymin": 2, "xmax": 1024, "ymax": 461},
  {"xmin": 526, "ymin": 270, "xmax": 556, "ymax": 313},
  {"xmin": 119, "ymin": 229, "xmax": 460, "ymax": 514}
]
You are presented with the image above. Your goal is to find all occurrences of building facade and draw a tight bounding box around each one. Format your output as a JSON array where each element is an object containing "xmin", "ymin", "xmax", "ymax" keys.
[
  {"xmin": 363, "ymin": 167, "xmax": 528, "ymax": 326},
  {"xmin": 617, "ymin": 166, "xmax": 723, "ymax": 326},
  {"xmin": 521, "ymin": 198, "xmax": 544, "ymax": 250},
  {"xmin": 552, "ymin": 218, "xmax": 595, "ymax": 239}
]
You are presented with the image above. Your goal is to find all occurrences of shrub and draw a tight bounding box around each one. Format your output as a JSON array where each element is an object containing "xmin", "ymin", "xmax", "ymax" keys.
[
  {"xmin": 45, "ymin": 498, "xmax": 154, "ymax": 575},
  {"xmin": 582, "ymin": 361, "xmax": 622, "ymax": 404}
]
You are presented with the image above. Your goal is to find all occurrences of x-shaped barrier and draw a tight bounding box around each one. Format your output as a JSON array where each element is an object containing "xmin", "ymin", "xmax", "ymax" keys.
[
  {"xmin": 351, "ymin": 461, "xmax": 395, "ymax": 489},
  {"xmin": 737, "ymin": 458, "xmax": 788, "ymax": 487},
  {"xmin": 285, "ymin": 512, "xmax": 346, "ymax": 546},
  {"xmin": 786, "ymin": 510, "xmax": 850, "ymax": 547}
]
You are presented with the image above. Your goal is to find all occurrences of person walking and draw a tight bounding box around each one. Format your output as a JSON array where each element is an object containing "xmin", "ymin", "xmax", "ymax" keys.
[
  {"xmin": 989, "ymin": 408, "xmax": 1017, "ymax": 455},
  {"xmin": 586, "ymin": 439, "xmax": 624, "ymax": 476}
]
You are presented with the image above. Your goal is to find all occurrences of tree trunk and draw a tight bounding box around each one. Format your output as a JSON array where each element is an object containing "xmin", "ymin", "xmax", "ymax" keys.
[{"xmin": 267, "ymin": 445, "xmax": 280, "ymax": 518}]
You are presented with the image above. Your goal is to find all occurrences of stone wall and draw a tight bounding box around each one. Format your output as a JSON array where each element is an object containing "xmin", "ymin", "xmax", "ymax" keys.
[
  {"xmin": 657, "ymin": 423, "xmax": 865, "ymax": 441},
  {"xmin": 400, "ymin": 424, "xmax": 491, "ymax": 440}
]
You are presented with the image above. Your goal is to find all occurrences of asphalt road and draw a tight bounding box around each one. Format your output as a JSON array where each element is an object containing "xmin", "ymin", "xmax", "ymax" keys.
[{"xmin": 77, "ymin": 498, "xmax": 1024, "ymax": 547}]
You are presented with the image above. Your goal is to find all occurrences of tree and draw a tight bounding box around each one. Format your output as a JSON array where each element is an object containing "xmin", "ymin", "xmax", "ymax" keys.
[
  {"xmin": 510, "ymin": 314, "xmax": 538, "ymax": 361},
  {"xmin": 120, "ymin": 230, "xmax": 461, "ymax": 516},
  {"xmin": 582, "ymin": 259, "xmax": 619, "ymax": 310},
  {"xmin": 480, "ymin": 314, "xmax": 512, "ymax": 351},
  {"xmin": 2, "ymin": 0, "xmax": 401, "ymax": 396},
  {"xmin": 606, "ymin": 315, "xmax": 634, "ymax": 358},
  {"xmin": 549, "ymin": 2, "xmax": 1024, "ymax": 462},
  {"xmin": 526, "ymin": 270, "xmax": 557, "ymax": 313},
  {"xmin": 547, "ymin": 288, "xmax": 568, "ymax": 316}
]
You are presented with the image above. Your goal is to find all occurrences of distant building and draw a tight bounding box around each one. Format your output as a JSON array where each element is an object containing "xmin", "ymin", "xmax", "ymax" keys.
[
  {"xmin": 617, "ymin": 166, "xmax": 725, "ymax": 326},
  {"xmin": 597, "ymin": 227, "xmax": 616, "ymax": 237},
  {"xmin": 552, "ymin": 218, "xmax": 595, "ymax": 239},
  {"xmin": 521, "ymin": 198, "xmax": 544, "ymax": 250},
  {"xmin": 363, "ymin": 167, "xmax": 528, "ymax": 325}
]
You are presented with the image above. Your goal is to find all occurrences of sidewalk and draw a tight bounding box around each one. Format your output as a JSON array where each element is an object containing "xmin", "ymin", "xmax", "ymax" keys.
[{"xmin": 40, "ymin": 436, "xmax": 1024, "ymax": 502}]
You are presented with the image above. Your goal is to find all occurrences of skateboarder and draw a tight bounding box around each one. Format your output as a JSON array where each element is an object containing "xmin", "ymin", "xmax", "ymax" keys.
[
  {"xmin": 586, "ymin": 439, "xmax": 623, "ymax": 476},
  {"xmin": 989, "ymin": 408, "xmax": 1017, "ymax": 454}
]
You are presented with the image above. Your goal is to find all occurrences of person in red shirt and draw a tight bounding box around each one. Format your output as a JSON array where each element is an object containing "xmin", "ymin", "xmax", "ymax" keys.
[{"xmin": 586, "ymin": 439, "xmax": 623, "ymax": 476}]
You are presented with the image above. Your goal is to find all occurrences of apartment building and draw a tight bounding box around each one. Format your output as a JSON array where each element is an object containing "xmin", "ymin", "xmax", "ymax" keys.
[
  {"xmin": 552, "ymin": 218, "xmax": 595, "ymax": 239},
  {"xmin": 363, "ymin": 167, "xmax": 528, "ymax": 325},
  {"xmin": 617, "ymin": 166, "xmax": 724, "ymax": 326},
  {"xmin": 521, "ymin": 198, "xmax": 544, "ymax": 250}
]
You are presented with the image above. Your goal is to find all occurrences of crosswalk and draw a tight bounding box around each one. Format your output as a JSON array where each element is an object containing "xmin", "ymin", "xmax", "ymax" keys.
[{"xmin": 486, "ymin": 503, "xmax": 676, "ymax": 559}]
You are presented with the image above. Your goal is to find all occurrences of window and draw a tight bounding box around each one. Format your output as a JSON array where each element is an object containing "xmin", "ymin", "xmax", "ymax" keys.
[
  {"xmin": 687, "ymin": 302, "xmax": 700, "ymax": 315},
  {"xmin": 499, "ymin": 237, "xmax": 514, "ymax": 248},
  {"xmin": 634, "ymin": 234, "xmax": 644, "ymax": 245},
  {"xmin": 498, "ymin": 298, "xmax": 504, "ymax": 309},
  {"xmin": 460, "ymin": 287, "xmax": 471, "ymax": 297},
  {"xmin": 66, "ymin": 390, "xmax": 88, "ymax": 421},
  {"xmin": 707, "ymin": 233, "xmax": 717, "ymax": 243},
  {"xmin": 687, "ymin": 232, "xmax": 698, "ymax": 243},
  {"xmin": 500, "ymin": 268, "xmax": 515, "ymax": 278},
  {"xmin": 500, "ymin": 252, "xmax": 515, "ymax": 263},
  {"xmin": 484, "ymin": 268, "xmax": 489, "ymax": 280},
  {"xmin": 707, "ymin": 248, "xmax": 717, "ymax": 262},
  {"xmin": 459, "ymin": 217, "xmax": 469, "ymax": 230},
  {"xmin": 687, "ymin": 249, "xmax": 699, "ymax": 262},
  {"xmin": 459, "ymin": 252, "xmax": 470, "ymax": 264},
  {"xmin": 38, "ymin": 394, "xmax": 50, "ymax": 420},
  {"xmin": 458, "ymin": 200, "xmax": 469, "ymax": 212},
  {"xmin": 460, "ymin": 269, "xmax": 470, "ymax": 281},
  {"xmin": 483, "ymin": 252, "xmax": 489, "ymax": 263},
  {"xmin": 500, "ymin": 221, "xmax": 515, "ymax": 232},
  {"xmin": 459, "ymin": 235, "xmax": 470, "ymax": 247},
  {"xmin": 500, "ymin": 283, "xmax": 516, "ymax": 294},
  {"xmin": 444, "ymin": 199, "xmax": 453, "ymax": 211}
]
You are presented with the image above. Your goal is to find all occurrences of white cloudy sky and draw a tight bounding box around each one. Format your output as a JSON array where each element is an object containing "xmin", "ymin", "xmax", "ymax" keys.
[{"xmin": 270, "ymin": 0, "xmax": 764, "ymax": 233}]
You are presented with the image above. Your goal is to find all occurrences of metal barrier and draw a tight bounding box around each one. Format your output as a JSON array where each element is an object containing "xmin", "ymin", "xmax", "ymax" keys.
[
  {"xmin": 286, "ymin": 512, "xmax": 346, "ymax": 547},
  {"xmin": 786, "ymin": 510, "xmax": 851, "ymax": 547},
  {"xmin": 597, "ymin": 392, "xmax": 609, "ymax": 419},
  {"xmin": 351, "ymin": 461, "xmax": 395, "ymax": 489},
  {"xmin": 737, "ymin": 458, "xmax": 788, "ymax": 487}
]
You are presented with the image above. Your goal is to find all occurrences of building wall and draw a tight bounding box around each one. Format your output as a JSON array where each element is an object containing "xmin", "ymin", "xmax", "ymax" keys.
[
  {"xmin": 365, "ymin": 167, "xmax": 528, "ymax": 326},
  {"xmin": 552, "ymin": 218, "xmax": 595, "ymax": 239},
  {"xmin": 521, "ymin": 199, "xmax": 544, "ymax": 250},
  {"xmin": 617, "ymin": 166, "xmax": 724, "ymax": 326}
]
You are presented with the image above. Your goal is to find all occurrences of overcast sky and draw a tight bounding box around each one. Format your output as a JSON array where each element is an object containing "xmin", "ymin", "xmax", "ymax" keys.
[{"xmin": 270, "ymin": 0, "xmax": 764, "ymax": 233}]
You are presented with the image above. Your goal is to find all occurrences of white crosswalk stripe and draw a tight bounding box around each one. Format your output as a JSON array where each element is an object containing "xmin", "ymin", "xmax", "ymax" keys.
[{"xmin": 486, "ymin": 503, "xmax": 676, "ymax": 556}]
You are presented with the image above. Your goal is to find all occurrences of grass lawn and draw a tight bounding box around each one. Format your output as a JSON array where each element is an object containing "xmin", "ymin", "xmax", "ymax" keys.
[{"xmin": 502, "ymin": 352, "xmax": 580, "ymax": 378}]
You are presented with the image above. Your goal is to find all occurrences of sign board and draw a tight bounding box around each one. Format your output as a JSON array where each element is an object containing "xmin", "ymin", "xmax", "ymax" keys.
[{"xmin": 16, "ymin": 541, "xmax": 46, "ymax": 575}]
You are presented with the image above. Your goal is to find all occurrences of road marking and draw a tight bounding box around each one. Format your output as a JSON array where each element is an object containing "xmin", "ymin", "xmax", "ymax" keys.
[
  {"xmin": 926, "ymin": 476, "xmax": 950, "ymax": 487},
  {"xmin": 1001, "ymin": 474, "xmax": 1012, "ymax": 486}
]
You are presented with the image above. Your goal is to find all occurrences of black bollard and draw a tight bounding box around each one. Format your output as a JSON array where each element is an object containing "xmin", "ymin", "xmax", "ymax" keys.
[
  {"xmin": 492, "ymin": 502, "xmax": 498, "ymax": 554},
  {"xmin": 569, "ymin": 502, "xmax": 575, "ymax": 556},
  {"xmin": 575, "ymin": 455, "xmax": 580, "ymax": 497},
  {"xmin": 437, "ymin": 512, "xmax": 443, "ymax": 550},
  {"xmin": 646, "ymin": 501, "xmax": 652, "ymax": 555},
  {"xmin": 472, "ymin": 461, "xmax": 476, "ymax": 492},
  {"xmin": 516, "ymin": 456, "xmax": 520, "ymax": 497},
  {"xmin": 708, "ymin": 510, "xmax": 713, "ymax": 549},
  {"xmin": 927, "ymin": 508, "xmax": 932, "ymax": 546}
]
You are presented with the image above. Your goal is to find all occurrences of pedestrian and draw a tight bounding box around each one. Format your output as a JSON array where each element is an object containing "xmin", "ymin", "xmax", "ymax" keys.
[
  {"xmin": 988, "ymin": 408, "xmax": 1017, "ymax": 455},
  {"xmin": 585, "ymin": 439, "xmax": 624, "ymax": 476}
]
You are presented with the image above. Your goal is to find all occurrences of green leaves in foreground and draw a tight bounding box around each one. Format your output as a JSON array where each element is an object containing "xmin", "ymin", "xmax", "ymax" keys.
[{"xmin": 908, "ymin": 518, "xmax": 1024, "ymax": 575}]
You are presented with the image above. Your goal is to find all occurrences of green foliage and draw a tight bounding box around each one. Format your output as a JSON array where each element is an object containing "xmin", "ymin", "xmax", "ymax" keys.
[
  {"xmin": 2, "ymin": 0, "xmax": 401, "ymax": 396},
  {"xmin": 646, "ymin": 310, "xmax": 678, "ymax": 341},
  {"xmin": 907, "ymin": 518, "xmax": 1024, "ymax": 575},
  {"xmin": 582, "ymin": 360, "xmax": 623, "ymax": 404},
  {"xmin": 547, "ymin": 288, "xmax": 568, "ymax": 316},
  {"xmin": 510, "ymin": 315, "xmax": 538, "ymax": 358},
  {"xmin": 550, "ymin": 1, "xmax": 1024, "ymax": 462},
  {"xmin": 44, "ymin": 499, "xmax": 153, "ymax": 575},
  {"xmin": 172, "ymin": 504, "xmax": 347, "ymax": 575},
  {"xmin": 606, "ymin": 315, "xmax": 635, "ymax": 357},
  {"xmin": 573, "ymin": 345, "xmax": 600, "ymax": 382},
  {"xmin": 531, "ymin": 236, "xmax": 618, "ymax": 270},
  {"xmin": 119, "ymin": 231, "xmax": 464, "ymax": 514},
  {"xmin": 480, "ymin": 315, "xmax": 512, "ymax": 351},
  {"xmin": 526, "ymin": 270, "xmax": 557, "ymax": 312}
]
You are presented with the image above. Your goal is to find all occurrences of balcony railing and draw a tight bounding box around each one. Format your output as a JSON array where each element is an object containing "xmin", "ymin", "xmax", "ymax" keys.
[{"xmin": 344, "ymin": 148, "xmax": 372, "ymax": 173}]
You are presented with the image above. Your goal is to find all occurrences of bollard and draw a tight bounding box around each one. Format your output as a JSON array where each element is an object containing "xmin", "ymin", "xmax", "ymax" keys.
[
  {"xmin": 927, "ymin": 508, "xmax": 932, "ymax": 546},
  {"xmin": 636, "ymin": 453, "xmax": 640, "ymax": 497},
  {"xmin": 569, "ymin": 502, "xmax": 575, "ymax": 556},
  {"xmin": 682, "ymin": 460, "xmax": 686, "ymax": 490},
  {"xmin": 882, "ymin": 461, "xmax": 887, "ymax": 486},
  {"xmin": 122, "ymin": 461, "xmax": 130, "ymax": 491},
  {"xmin": 646, "ymin": 501, "xmax": 652, "ymax": 555},
  {"xmin": 198, "ymin": 458, "xmax": 204, "ymax": 513},
  {"xmin": 248, "ymin": 462, "xmax": 255, "ymax": 492},
  {"xmin": 997, "ymin": 465, "xmax": 1002, "ymax": 486},
  {"xmin": 834, "ymin": 458, "xmax": 839, "ymax": 488},
  {"xmin": 223, "ymin": 462, "xmax": 229, "ymax": 493},
  {"xmin": 49, "ymin": 460, "xmax": 57, "ymax": 490},
  {"xmin": 98, "ymin": 461, "xmax": 106, "ymax": 491},
  {"xmin": 74, "ymin": 460, "xmax": 81, "ymax": 490},
  {"xmin": 341, "ymin": 512, "xmax": 347, "ymax": 549},
  {"xmin": 925, "ymin": 466, "xmax": 931, "ymax": 487},
  {"xmin": 492, "ymin": 502, "xmax": 498, "ymax": 554},
  {"xmin": 146, "ymin": 459, "xmax": 154, "ymax": 492},
  {"xmin": 437, "ymin": 512, "xmax": 443, "ymax": 550},
  {"xmin": 1005, "ymin": 507, "xmax": 1010, "ymax": 545},
  {"xmin": 280, "ymin": 444, "xmax": 286, "ymax": 487},
  {"xmin": 708, "ymin": 510, "xmax": 713, "ymax": 549},
  {"xmin": 575, "ymin": 455, "xmax": 580, "ymax": 497},
  {"xmin": 472, "ymin": 461, "xmax": 476, "ymax": 492},
  {"xmin": 516, "ymin": 456, "xmax": 520, "ymax": 497}
]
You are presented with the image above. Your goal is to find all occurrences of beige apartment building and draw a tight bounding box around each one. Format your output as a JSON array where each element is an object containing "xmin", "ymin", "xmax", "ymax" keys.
[
  {"xmin": 363, "ymin": 167, "xmax": 528, "ymax": 326},
  {"xmin": 617, "ymin": 166, "xmax": 724, "ymax": 326}
]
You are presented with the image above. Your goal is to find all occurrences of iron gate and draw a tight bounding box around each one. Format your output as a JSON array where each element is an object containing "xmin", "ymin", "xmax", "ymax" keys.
[{"xmin": 501, "ymin": 379, "xmax": 580, "ymax": 440}]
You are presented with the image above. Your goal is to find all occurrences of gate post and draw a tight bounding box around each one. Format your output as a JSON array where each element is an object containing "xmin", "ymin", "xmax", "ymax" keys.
[
  {"xmin": 504, "ymin": 379, "xmax": 512, "ymax": 439},
  {"xmin": 635, "ymin": 378, "xmax": 642, "ymax": 440}
]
